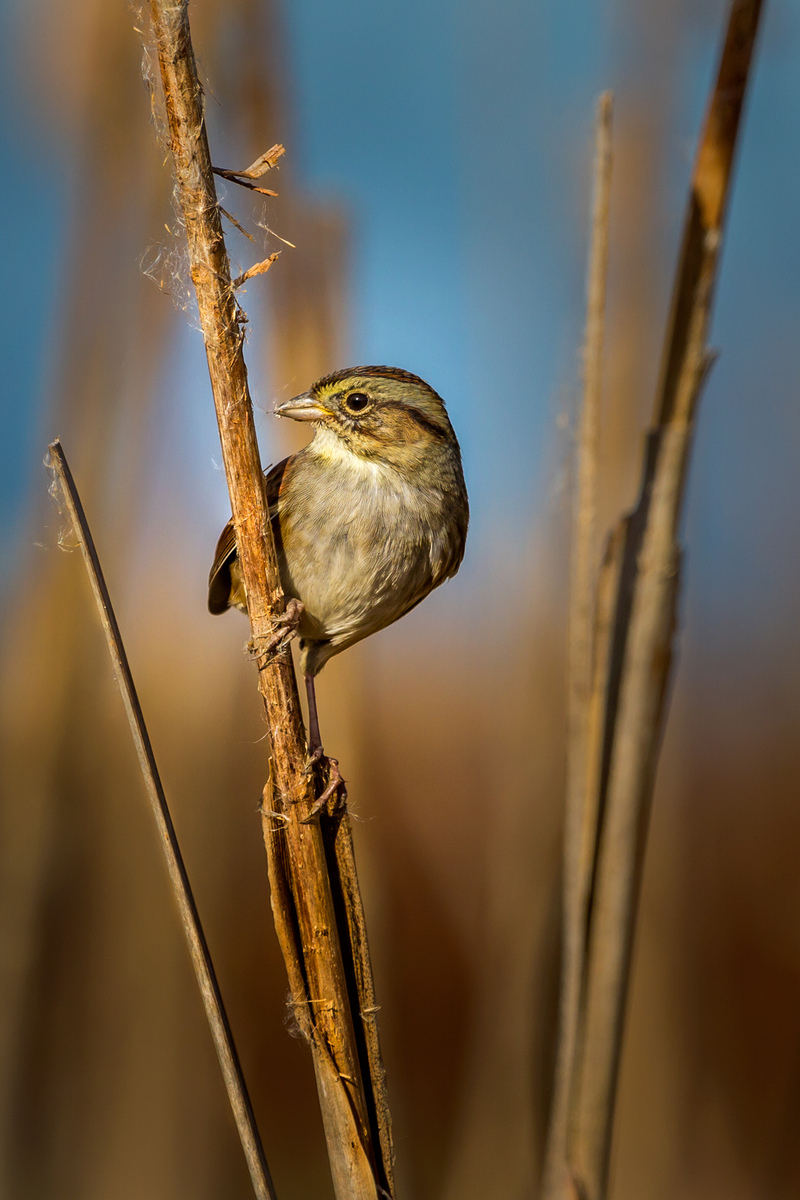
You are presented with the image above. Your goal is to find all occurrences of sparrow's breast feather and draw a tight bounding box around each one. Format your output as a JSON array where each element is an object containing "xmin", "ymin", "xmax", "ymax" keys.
[{"xmin": 275, "ymin": 454, "xmax": 460, "ymax": 642}]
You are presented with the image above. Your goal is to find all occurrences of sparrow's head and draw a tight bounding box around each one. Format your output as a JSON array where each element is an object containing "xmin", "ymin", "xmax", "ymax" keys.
[{"xmin": 274, "ymin": 366, "xmax": 459, "ymax": 472}]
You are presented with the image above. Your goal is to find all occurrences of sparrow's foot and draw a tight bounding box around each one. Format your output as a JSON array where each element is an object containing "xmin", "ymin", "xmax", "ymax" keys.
[
  {"xmin": 251, "ymin": 598, "xmax": 305, "ymax": 662},
  {"xmin": 301, "ymin": 751, "xmax": 347, "ymax": 822}
]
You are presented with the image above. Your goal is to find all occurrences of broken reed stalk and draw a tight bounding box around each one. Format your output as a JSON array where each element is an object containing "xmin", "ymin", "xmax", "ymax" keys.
[
  {"xmin": 146, "ymin": 3, "xmax": 393, "ymax": 1197},
  {"xmin": 541, "ymin": 91, "xmax": 613, "ymax": 1200},
  {"xmin": 46, "ymin": 439, "xmax": 277, "ymax": 1200},
  {"xmin": 562, "ymin": 4, "xmax": 764, "ymax": 1198}
]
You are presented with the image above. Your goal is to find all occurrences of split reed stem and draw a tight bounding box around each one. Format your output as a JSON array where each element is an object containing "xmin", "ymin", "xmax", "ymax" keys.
[{"xmin": 562, "ymin": 5, "xmax": 765, "ymax": 1198}]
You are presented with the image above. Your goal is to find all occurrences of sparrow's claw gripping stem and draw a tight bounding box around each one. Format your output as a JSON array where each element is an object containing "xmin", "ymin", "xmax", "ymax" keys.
[
  {"xmin": 301, "ymin": 752, "xmax": 347, "ymax": 823},
  {"xmin": 252, "ymin": 598, "xmax": 305, "ymax": 663},
  {"xmin": 302, "ymin": 744, "xmax": 324, "ymax": 773}
]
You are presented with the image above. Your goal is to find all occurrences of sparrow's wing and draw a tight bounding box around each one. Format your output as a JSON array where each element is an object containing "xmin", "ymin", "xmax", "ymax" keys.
[
  {"xmin": 383, "ymin": 535, "xmax": 467, "ymax": 631},
  {"xmin": 207, "ymin": 457, "xmax": 291, "ymax": 614}
]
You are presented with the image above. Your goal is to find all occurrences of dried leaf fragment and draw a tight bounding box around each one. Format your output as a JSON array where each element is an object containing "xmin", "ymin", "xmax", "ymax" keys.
[
  {"xmin": 212, "ymin": 169, "xmax": 278, "ymax": 196},
  {"xmin": 237, "ymin": 143, "xmax": 286, "ymax": 178},
  {"xmin": 213, "ymin": 144, "xmax": 285, "ymax": 194},
  {"xmin": 233, "ymin": 253, "xmax": 280, "ymax": 289},
  {"xmin": 219, "ymin": 205, "xmax": 255, "ymax": 242}
]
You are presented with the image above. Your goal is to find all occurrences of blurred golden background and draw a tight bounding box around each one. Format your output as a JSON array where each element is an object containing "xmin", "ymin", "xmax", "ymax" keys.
[{"xmin": 1, "ymin": 0, "xmax": 800, "ymax": 1197}]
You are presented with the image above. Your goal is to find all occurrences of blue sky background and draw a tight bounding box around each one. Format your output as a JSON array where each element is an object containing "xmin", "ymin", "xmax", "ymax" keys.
[
  {"xmin": 2, "ymin": 0, "xmax": 799, "ymax": 649},
  {"xmin": 0, "ymin": 0, "xmax": 69, "ymax": 558}
]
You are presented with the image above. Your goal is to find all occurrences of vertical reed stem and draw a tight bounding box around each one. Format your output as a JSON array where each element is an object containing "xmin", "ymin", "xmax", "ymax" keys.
[
  {"xmin": 47, "ymin": 439, "xmax": 277, "ymax": 1200},
  {"xmin": 145, "ymin": 3, "xmax": 392, "ymax": 1194},
  {"xmin": 565, "ymin": 5, "xmax": 764, "ymax": 1197},
  {"xmin": 542, "ymin": 91, "xmax": 613, "ymax": 1200}
]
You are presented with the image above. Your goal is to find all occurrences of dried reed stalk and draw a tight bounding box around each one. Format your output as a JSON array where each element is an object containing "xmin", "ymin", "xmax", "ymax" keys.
[
  {"xmin": 146, "ymin": 3, "xmax": 392, "ymax": 1196},
  {"xmin": 542, "ymin": 92, "xmax": 613, "ymax": 1200},
  {"xmin": 564, "ymin": 4, "xmax": 764, "ymax": 1198},
  {"xmin": 46, "ymin": 439, "xmax": 277, "ymax": 1200}
]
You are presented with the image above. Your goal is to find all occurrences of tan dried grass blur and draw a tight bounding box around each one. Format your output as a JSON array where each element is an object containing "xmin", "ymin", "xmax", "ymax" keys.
[{"xmin": 1, "ymin": 2, "xmax": 799, "ymax": 1200}]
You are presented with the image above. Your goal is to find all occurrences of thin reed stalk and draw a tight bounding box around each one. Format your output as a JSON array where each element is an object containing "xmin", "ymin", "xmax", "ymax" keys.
[
  {"xmin": 145, "ymin": 3, "xmax": 393, "ymax": 1196},
  {"xmin": 47, "ymin": 439, "xmax": 277, "ymax": 1200},
  {"xmin": 542, "ymin": 92, "xmax": 613, "ymax": 1200},
  {"xmin": 562, "ymin": 4, "xmax": 764, "ymax": 1198}
]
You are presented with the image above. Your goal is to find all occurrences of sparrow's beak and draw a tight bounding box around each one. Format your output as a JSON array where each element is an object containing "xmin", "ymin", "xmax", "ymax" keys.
[{"xmin": 274, "ymin": 392, "xmax": 331, "ymax": 422}]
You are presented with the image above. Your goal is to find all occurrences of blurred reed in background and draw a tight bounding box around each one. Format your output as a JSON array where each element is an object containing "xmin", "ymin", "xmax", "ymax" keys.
[{"xmin": 1, "ymin": 0, "xmax": 799, "ymax": 1198}]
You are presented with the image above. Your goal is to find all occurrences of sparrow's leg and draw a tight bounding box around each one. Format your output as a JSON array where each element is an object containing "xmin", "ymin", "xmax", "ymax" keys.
[
  {"xmin": 305, "ymin": 672, "xmax": 323, "ymax": 754},
  {"xmin": 301, "ymin": 672, "xmax": 347, "ymax": 821}
]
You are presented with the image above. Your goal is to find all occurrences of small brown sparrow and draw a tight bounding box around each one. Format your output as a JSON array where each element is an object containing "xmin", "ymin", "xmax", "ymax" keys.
[{"xmin": 208, "ymin": 365, "xmax": 469, "ymax": 769}]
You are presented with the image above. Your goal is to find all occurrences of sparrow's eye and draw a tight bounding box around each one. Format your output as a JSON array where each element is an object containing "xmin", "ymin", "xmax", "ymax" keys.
[{"xmin": 343, "ymin": 391, "xmax": 371, "ymax": 414}]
